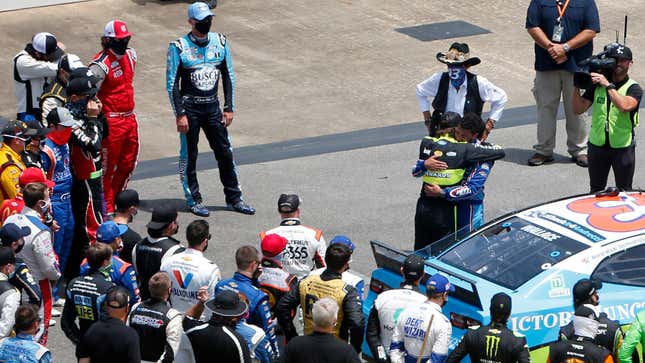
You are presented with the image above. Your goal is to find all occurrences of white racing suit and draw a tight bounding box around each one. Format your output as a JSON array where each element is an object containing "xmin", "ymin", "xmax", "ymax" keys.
[{"xmin": 389, "ymin": 301, "xmax": 452, "ymax": 363}]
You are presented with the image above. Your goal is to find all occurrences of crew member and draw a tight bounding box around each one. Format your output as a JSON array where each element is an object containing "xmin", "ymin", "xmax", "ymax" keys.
[
  {"xmin": 40, "ymin": 53, "xmax": 86, "ymax": 120},
  {"xmin": 132, "ymin": 205, "xmax": 184, "ymax": 301},
  {"xmin": 416, "ymin": 43, "xmax": 507, "ymax": 139},
  {"xmin": 572, "ymin": 44, "xmax": 641, "ymax": 192},
  {"xmin": 167, "ymin": 2, "xmax": 254, "ymax": 217},
  {"xmin": 89, "ymin": 20, "xmax": 139, "ymax": 216},
  {"xmin": 161, "ymin": 219, "xmax": 220, "ymax": 319},
  {"xmin": 113, "ymin": 189, "xmax": 142, "ymax": 264},
  {"xmin": 61, "ymin": 244, "xmax": 114, "ymax": 357},
  {"xmin": 277, "ymin": 243, "xmax": 364, "ymax": 353},
  {"xmin": 0, "ymin": 121, "xmax": 33, "ymax": 207},
  {"xmin": 216, "ymin": 246, "xmax": 279, "ymax": 358},
  {"xmin": 547, "ymin": 305, "xmax": 613, "ymax": 363},
  {"xmin": 310, "ymin": 235, "xmax": 364, "ymax": 300},
  {"xmin": 389, "ymin": 274, "xmax": 454, "ymax": 363},
  {"xmin": 366, "ymin": 254, "xmax": 426, "ymax": 363},
  {"xmin": 128, "ymin": 272, "xmax": 182, "ymax": 363},
  {"xmin": 559, "ymin": 279, "xmax": 626, "ymax": 362},
  {"xmin": 412, "ymin": 113, "xmax": 505, "ymax": 250},
  {"xmin": 260, "ymin": 193, "xmax": 326, "ymax": 280},
  {"xmin": 618, "ymin": 309, "xmax": 644, "ymax": 363},
  {"xmin": 5, "ymin": 183, "xmax": 60, "ymax": 345},
  {"xmin": 0, "ymin": 247, "xmax": 20, "ymax": 339},
  {"xmin": 447, "ymin": 293, "xmax": 531, "ymax": 363},
  {"xmin": 0, "ymin": 305, "xmax": 51, "ymax": 362},
  {"xmin": 0, "ymin": 223, "xmax": 42, "ymax": 307},
  {"xmin": 13, "ymin": 32, "xmax": 63, "ymax": 122},
  {"xmin": 80, "ymin": 221, "xmax": 141, "ymax": 305},
  {"xmin": 257, "ymin": 233, "xmax": 297, "ymax": 313}
]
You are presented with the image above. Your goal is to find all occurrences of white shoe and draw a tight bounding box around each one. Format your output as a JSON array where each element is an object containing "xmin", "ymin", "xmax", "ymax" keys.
[
  {"xmin": 53, "ymin": 298, "xmax": 65, "ymax": 307},
  {"xmin": 49, "ymin": 319, "xmax": 56, "ymax": 327},
  {"xmin": 51, "ymin": 308, "xmax": 61, "ymax": 317}
]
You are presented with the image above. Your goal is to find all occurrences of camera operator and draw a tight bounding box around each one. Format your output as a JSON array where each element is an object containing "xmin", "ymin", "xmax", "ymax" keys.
[{"xmin": 572, "ymin": 44, "xmax": 641, "ymax": 192}]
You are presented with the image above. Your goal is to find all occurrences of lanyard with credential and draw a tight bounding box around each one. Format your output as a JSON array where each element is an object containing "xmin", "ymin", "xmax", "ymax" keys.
[{"xmin": 555, "ymin": 0, "xmax": 571, "ymax": 23}]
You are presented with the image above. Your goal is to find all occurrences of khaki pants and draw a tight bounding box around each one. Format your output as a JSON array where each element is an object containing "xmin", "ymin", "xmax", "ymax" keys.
[{"xmin": 532, "ymin": 70, "xmax": 588, "ymax": 157}]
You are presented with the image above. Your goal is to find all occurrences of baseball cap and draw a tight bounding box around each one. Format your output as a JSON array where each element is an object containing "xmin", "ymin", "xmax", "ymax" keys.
[
  {"xmin": 490, "ymin": 292, "xmax": 512, "ymax": 316},
  {"xmin": 278, "ymin": 194, "xmax": 300, "ymax": 213},
  {"xmin": 0, "ymin": 247, "xmax": 15, "ymax": 267},
  {"xmin": 2, "ymin": 120, "xmax": 37, "ymax": 139},
  {"xmin": 96, "ymin": 221, "xmax": 128, "ymax": 243},
  {"xmin": 146, "ymin": 205, "xmax": 178, "ymax": 229},
  {"xmin": 66, "ymin": 76, "xmax": 98, "ymax": 97},
  {"xmin": 24, "ymin": 119, "xmax": 51, "ymax": 138},
  {"xmin": 426, "ymin": 273, "xmax": 455, "ymax": 293},
  {"xmin": 188, "ymin": 2, "xmax": 215, "ymax": 21},
  {"xmin": 261, "ymin": 234, "xmax": 289, "ymax": 257},
  {"xmin": 573, "ymin": 278, "xmax": 602, "ymax": 303},
  {"xmin": 606, "ymin": 43, "xmax": 633, "ymax": 61},
  {"xmin": 19, "ymin": 167, "xmax": 55, "ymax": 188},
  {"xmin": 402, "ymin": 254, "xmax": 425, "ymax": 281},
  {"xmin": 115, "ymin": 189, "xmax": 140, "ymax": 210},
  {"xmin": 105, "ymin": 286, "xmax": 130, "ymax": 309},
  {"xmin": 104, "ymin": 20, "xmax": 133, "ymax": 39},
  {"xmin": 206, "ymin": 290, "xmax": 248, "ymax": 317},
  {"xmin": 46, "ymin": 107, "xmax": 77, "ymax": 128},
  {"xmin": 31, "ymin": 32, "xmax": 62, "ymax": 57},
  {"xmin": 0, "ymin": 223, "xmax": 31, "ymax": 246},
  {"xmin": 330, "ymin": 235, "xmax": 355, "ymax": 252},
  {"xmin": 58, "ymin": 53, "xmax": 84, "ymax": 73}
]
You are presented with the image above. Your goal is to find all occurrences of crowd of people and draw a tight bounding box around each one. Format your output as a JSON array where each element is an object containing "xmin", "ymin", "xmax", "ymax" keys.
[{"xmin": 0, "ymin": 0, "xmax": 642, "ymax": 361}]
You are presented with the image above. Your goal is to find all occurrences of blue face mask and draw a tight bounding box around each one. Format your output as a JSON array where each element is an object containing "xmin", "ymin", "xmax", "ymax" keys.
[{"xmin": 448, "ymin": 66, "xmax": 466, "ymax": 89}]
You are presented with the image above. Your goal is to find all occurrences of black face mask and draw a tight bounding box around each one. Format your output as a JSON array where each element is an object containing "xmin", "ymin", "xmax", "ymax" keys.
[
  {"xmin": 195, "ymin": 17, "xmax": 212, "ymax": 35},
  {"xmin": 109, "ymin": 38, "xmax": 130, "ymax": 56}
]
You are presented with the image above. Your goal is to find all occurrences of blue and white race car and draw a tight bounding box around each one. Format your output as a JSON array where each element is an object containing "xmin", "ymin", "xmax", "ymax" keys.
[{"xmin": 362, "ymin": 191, "xmax": 645, "ymax": 361}]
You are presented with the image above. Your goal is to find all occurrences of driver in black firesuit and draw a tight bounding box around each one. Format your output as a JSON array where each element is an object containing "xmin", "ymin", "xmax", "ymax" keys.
[
  {"xmin": 447, "ymin": 293, "xmax": 531, "ymax": 363},
  {"xmin": 548, "ymin": 305, "xmax": 613, "ymax": 363}
]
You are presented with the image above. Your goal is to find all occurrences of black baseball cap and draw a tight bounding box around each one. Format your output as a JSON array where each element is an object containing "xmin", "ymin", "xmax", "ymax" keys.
[
  {"xmin": 105, "ymin": 286, "xmax": 130, "ymax": 309},
  {"xmin": 146, "ymin": 205, "xmax": 178, "ymax": 229},
  {"xmin": 573, "ymin": 278, "xmax": 602, "ymax": 304},
  {"xmin": 490, "ymin": 292, "xmax": 512, "ymax": 316},
  {"xmin": 402, "ymin": 254, "xmax": 425, "ymax": 281},
  {"xmin": 278, "ymin": 194, "xmax": 300, "ymax": 213},
  {"xmin": 115, "ymin": 189, "xmax": 140, "ymax": 210},
  {"xmin": 0, "ymin": 223, "xmax": 31, "ymax": 246},
  {"xmin": 206, "ymin": 290, "xmax": 248, "ymax": 317},
  {"xmin": 66, "ymin": 76, "xmax": 98, "ymax": 97},
  {"xmin": 2, "ymin": 120, "xmax": 37, "ymax": 138},
  {"xmin": 606, "ymin": 43, "xmax": 633, "ymax": 61},
  {"xmin": 0, "ymin": 247, "xmax": 16, "ymax": 266}
]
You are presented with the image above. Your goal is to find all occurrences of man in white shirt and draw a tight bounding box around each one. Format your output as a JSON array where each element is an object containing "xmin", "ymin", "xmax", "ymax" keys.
[
  {"xmin": 416, "ymin": 42, "xmax": 507, "ymax": 140},
  {"xmin": 260, "ymin": 194, "xmax": 326, "ymax": 280},
  {"xmin": 161, "ymin": 219, "xmax": 220, "ymax": 320},
  {"xmin": 13, "ymin": 32, "xmax": 64, "ymax": 122}
]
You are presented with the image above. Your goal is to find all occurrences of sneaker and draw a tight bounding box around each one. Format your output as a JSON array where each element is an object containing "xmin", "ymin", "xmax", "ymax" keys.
[
  {"xmin": 528, "ymin": 153, "xmax": 554, "ymax": 166},
  {"xmin": 228, "ymin": 201, "xmax": 256, "ymax": 215},
  {"xmin": 572, "ymin": 154, "xmax": 588, "ymax": 167},
  {"xmin": 190, "ymin": 204, "xmax": 210, "ymax": 217},
  {"xmin": 53, "ymin": 298, "xmax": 65, "ymax": 307},
  {"xmin": 51, "ymin": 308, "xmax": 62, "ymax": 317}
]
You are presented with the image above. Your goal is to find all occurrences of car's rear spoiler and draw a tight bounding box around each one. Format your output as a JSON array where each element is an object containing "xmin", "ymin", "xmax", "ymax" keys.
[{"xmin": 370, "ymin": 239, "xmax": 483, "ymax": 310}]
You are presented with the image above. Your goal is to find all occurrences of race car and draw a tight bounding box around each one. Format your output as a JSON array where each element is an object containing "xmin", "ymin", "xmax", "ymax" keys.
[{"xmin": 363, "ymin": 191, "xmax": 645, "ymax": 362}]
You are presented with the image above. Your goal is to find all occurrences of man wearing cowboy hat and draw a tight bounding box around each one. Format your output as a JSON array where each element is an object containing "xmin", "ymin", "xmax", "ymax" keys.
[{"xmin": 416, "ymin": 42, "xmax": 507, "ymax": 140}]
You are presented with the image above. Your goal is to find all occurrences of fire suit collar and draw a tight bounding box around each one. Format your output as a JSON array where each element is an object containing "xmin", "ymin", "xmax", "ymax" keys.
[
  {"xmin": 22, "ymin": 206, "xmax": 40, "ymax": 219},
  {"xmin": 0, "ymin": 272, "xmax": 8, "ymax": 281},
  {"xmin": 320, "ymin": 269, "xmax": 342, "ymax": 281},
  {"xmin": 280, "ymin": 218, "xmax": 301, "ymax": 226},
  {"xmin": 261, "ymin": 257, "xmax": 282, "ymax": 269},
  {"xmin": 233, "ymin": 271, "xmax": 253, "ymax": 283},
  {"xmin": 400, "ymin": 282, "xmax": 420, "ymax": 291},
  {"xmin": 185, "ymin": 248, "xmax": 204, "ymax": 257},
  {"xmin": 425, "ymin": 300, "xmax": 443, "ymax": 313}
]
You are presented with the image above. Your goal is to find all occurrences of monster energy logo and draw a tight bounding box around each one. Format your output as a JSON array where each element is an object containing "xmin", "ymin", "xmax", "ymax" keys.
[{"xmin": 485, "ymin": 335, "xmax": 500, "ymax": 357}]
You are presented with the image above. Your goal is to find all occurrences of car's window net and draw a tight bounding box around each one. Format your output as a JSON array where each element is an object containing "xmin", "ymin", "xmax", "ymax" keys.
[
  {"xmin": 439, "ymin": 217, "xmax": 587, "ymax": 289},
  {"xmin": 592, "ymin": 244, "xmax": 645, "ymax": 287}
]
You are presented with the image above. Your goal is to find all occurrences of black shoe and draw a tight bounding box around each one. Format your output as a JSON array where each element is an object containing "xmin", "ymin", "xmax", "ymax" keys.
[
  {"xmin": 190, "ymin": 203, "xmax": 210, "ymax": 217},
  {"xmin": 228, "ymin": 201, "xmax": 255, "ymax": 215},
  {"xmin": 571, "ymin": 154, "xmax": 588, "ymax": 168}
]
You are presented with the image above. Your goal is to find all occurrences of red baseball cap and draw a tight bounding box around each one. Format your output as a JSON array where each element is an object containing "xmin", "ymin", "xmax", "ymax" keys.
[
  {"xmin": 261, "ymin": 234, "xmax": 288, "ymax": 258},
  {"xmin": 104, "ymin": 20, "xmax": 132, "ymax": 39},
  {"xmin": 19, "ymin": 167, "xmax": 55, "ymax": 188}
]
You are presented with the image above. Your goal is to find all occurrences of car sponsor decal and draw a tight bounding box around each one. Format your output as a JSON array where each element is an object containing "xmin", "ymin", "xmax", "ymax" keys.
[
  {"xmin": 173, "ymin": 270, "xmax": 194, "ymax": 289},
  {"xmin": 567, "ymin": 194, "xmax": 645, "ymax": 233},
  {"xmin": 527, "ymin": 211, "xmax": 606, "ymax": 242},
  {"xmin": 548, "ymin": 275, "xmax": 570, "ymax": 298}
]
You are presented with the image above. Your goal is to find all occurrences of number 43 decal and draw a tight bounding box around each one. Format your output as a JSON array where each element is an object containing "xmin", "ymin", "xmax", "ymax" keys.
[{"xmin": 567, "ymin": 194, "xmax": 645, "ymax": 232}]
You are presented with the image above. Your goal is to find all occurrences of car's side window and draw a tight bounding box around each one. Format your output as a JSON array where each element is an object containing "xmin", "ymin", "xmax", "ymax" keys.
[{"xmin": 591, "ymin": 244, "xmax": 645, "ymax": 287}]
